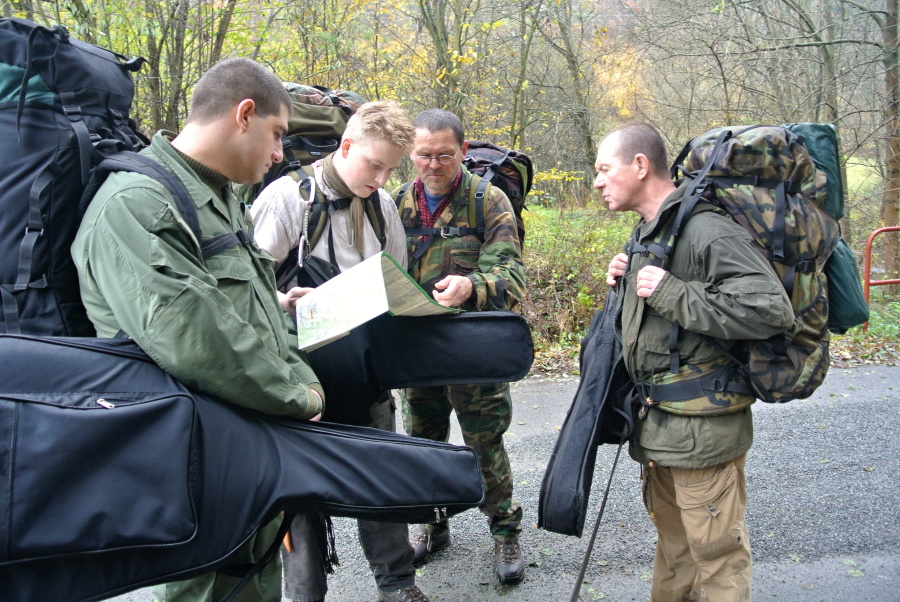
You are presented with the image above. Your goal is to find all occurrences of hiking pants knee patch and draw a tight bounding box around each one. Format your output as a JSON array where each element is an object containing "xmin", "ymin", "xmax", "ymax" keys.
[{"xmin": 672, "ymin": 461, "xmax": 746, "ymax": 562}]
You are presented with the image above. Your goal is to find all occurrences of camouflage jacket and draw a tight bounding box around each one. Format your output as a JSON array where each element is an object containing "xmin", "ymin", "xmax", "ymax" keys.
[
  {"xmin": 394, "ymin": 167, "xmax": 525, "ymax": 311},
  {"xmin": 618, "ymin": 179, "xmax": 794, "ymax": 415}
]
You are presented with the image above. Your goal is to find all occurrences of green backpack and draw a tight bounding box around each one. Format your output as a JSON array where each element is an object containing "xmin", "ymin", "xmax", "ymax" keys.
[
  {"xmin": 234, "ymin": 83, "xmax": 367, "ymax": 204},
  {"xmin": 657, "ymin": 125, "xmax": 844, "ymax": 404},
  {"xmin": 783, "ymin": 122, "xmax": 869, "ymax": 333}
]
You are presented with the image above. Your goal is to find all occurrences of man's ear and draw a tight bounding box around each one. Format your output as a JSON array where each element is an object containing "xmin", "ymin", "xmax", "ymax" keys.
[
  {"xmin": 460, "ymin": 140, "xmax": 469, "ymax": 156},
  {"xmin": 341, "ymin": 137, "xmax": 352, "ymax": 158},
  {"xmin": 633, "ymin": 153, "xmax": 651, "ymax": 180},
  {"xmin": 235, "ymin": 99, "xmax": 256, "ymax": 132}
]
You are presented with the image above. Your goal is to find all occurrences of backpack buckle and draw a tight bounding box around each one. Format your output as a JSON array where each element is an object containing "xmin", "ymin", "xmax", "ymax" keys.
[{"xmin": 62, "ymin": 105, "xmax": 83, "ymax": 121}]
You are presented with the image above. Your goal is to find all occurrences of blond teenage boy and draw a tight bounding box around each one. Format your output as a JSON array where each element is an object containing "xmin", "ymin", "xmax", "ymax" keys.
[{"xmin": 250, "ymin": 101, "xmax": 428, "ymax": 602}]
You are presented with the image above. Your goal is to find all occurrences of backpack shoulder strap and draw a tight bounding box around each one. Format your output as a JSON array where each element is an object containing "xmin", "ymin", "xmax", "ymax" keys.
[
  {"xmin": 292, "ymin": 166, "xmax": 333, "ymax": 251},
  {"xmin": 364, "ymin": 192, "xmax": 387, "ymax": 250},
  {"xmin": 467, "ymin": 174, "xmax": 489, "ymax": 242},
  {"xmin": 394, "ymin": 181, "xmax": 413, "ymax": 209},
  {"xmin": 84, "ymin": 151, "xmax": 251, "ymax": 261}
]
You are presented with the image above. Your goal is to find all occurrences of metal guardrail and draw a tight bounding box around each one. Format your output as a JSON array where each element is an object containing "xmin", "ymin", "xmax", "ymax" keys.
[{"xmin": 863, "ymin": 226, "xmax": 900, "ymax": 331}]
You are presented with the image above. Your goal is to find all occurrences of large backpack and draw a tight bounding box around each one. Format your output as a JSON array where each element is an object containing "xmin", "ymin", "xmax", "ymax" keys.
[
  {"xmin": 235, "ymin": 83, "xmax": 367, "ymax": 204},
  {"xmin": 0, "ymin": 18, "xmax": 146, "ymax": 336},
  {"xmin": 463, "ymin": 141, "xmax": 533, "ymax": 248},
  {"xmin": 657, "ymin": 125, "xmax": 844, "ymax": 403}
]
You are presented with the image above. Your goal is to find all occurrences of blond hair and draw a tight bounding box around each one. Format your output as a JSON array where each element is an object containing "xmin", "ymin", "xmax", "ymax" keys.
[{"xmin": 342, "ymin": 101, "xmax": 415, "ymax": 151}]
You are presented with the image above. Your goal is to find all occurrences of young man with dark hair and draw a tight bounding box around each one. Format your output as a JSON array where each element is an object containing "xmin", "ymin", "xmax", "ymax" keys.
[{"xmin": 72, "ymin": 57, "xmax": 322, "ymax": 602}]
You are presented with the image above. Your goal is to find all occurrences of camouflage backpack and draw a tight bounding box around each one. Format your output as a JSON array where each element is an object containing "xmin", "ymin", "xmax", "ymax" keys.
[{"xmin": 660, "ymin": 125, "xmax": 842, "ymax": 403}]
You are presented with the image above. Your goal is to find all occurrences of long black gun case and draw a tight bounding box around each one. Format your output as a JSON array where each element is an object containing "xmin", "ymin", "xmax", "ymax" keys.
[{"xmin": 0, "ymin": 334, "xmax": 486, "ymax": 601}]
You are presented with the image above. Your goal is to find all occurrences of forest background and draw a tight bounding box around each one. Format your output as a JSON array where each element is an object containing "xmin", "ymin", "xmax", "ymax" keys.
[{"xmin": 6, "ymin": 0, "xmax": 900, "ymax": 369}]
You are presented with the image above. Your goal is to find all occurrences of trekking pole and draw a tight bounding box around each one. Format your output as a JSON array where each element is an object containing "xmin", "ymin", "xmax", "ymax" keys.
[{"xmin": 569, "ymin": 441, "xmax": 626, "ymax": 602}]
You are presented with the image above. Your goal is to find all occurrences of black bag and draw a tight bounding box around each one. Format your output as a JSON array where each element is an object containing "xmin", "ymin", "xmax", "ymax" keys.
[
  {"xmin": 0, "ymin": 18, "xmax": 146, "ymax": 337},
  {"xmin": 463, "ymin": 141, "xmax": 534, "ymax": 248},
  {"xmin": 308, "ymin": 310, "xmax": 535, "ymax": 425},
  {"xmin": 0, "ymin": 334, "xmax": 484, "ymax": 602},
  {"xmin": 537, "ymin": 290, "xmax": 634, "ymax": 537}
]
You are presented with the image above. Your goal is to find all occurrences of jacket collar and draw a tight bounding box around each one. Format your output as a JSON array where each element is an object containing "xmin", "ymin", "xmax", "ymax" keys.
[
  {"xmin": 147, "ymin": 130, "xmax": 225, "ymax": 215},
  {"xmin": 638, "ymin": 177, "xmax": 693, "ymax": 241}
]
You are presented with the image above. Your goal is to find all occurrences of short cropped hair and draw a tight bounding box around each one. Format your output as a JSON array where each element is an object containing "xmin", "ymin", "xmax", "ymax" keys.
[
  {"xmin": 343, "ymin": 101, "xmax": 416, "ymax": 151},
  {"xmin": 605, "ymin": 123, "xmax": 669, "ymax": 177},
  {"xmin": 187, "ymin": 58, "xmax": 291, "ymax": 125},
  {"xmin": 412, "ymin": 109, "xmax": 465, "ymax": 147}
]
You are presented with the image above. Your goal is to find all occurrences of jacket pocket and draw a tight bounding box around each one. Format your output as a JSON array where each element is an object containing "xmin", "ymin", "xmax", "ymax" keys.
[
  {"xmin": 449, "ymin": 246, "xmax": 480, "ymax": 276},
  {"xmin": 637, "ymin": 410, "xmax": 695, "ymax": 453}
]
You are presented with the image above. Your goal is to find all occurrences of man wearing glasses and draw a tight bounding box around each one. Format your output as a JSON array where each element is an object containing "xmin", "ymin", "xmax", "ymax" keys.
[{"xmin": 393, "ymin": 109, "xmax": 527, "ymax": 585}]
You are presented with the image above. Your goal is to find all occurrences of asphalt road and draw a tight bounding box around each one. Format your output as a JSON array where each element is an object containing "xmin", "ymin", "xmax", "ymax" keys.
[{"xmin": 111, "ymin": 363, "xmax": 900, "ymax": 602}]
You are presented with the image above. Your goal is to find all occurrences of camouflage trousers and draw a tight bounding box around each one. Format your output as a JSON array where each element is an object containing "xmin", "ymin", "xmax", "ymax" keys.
[{"xmin": 401, "ymin": 382, "xmax": 522, "ymax": 538}]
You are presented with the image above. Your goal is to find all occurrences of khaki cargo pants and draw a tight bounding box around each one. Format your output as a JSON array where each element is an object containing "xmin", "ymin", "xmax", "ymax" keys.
[{"xmin": 642, "ymin": 454, "xmax": 752, "ymax": 601}]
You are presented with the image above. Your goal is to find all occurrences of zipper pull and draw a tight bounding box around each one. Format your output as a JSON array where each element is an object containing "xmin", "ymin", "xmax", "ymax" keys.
[{"xmin": 96, "ymin": 398, "xmax": 115, "ymax": 409}]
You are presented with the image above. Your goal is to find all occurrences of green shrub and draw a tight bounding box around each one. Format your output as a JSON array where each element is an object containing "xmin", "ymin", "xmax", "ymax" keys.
[{"xmin": 521, "ymin": 204, "xmax": 633, "ymax": 349}]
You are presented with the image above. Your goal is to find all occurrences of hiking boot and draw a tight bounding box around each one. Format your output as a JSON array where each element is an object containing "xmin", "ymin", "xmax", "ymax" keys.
[
  {"xmin": 493, "ymin": 535, "xmax": 525, "ymax": 584},
  {"xmin": 409, "ymin": 523, "xmax": 451, "ymax": 566},
  {"xmin": 378, "ymin": 584, "xmax": 431, "ymax": 602}
]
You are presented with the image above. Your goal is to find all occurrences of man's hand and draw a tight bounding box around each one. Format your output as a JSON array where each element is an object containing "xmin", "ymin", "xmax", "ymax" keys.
[
  {"xmin": 635, "ymin": 265, "xmax": 666, "ymax": 298},
  {"xmin": 606, "ymin": 253, "xmax": 628, "ymax": 285},
  {"xmin": 308, "ymin": 388, "xmax": 324, "ymax": 422},
  {"xmin": 432, "ymin": 274, "xmax": 474, "ymax": 307},
  {"xmin": 278, "ymin": 286, "xmax": 314, "ymax": 316}
]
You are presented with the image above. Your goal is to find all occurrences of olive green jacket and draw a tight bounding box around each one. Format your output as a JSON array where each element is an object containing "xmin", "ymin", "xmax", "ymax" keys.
[
  {"xmin": 394, "ymin": 167, "xmax": 525, "ymax": 311},
  {"xmin": 72, "ymin": 131, "xmax": 324, "ymax": 420},
  {"xmin": 621, "ymin": 180, "xmax": 794, "ymax": 468}
]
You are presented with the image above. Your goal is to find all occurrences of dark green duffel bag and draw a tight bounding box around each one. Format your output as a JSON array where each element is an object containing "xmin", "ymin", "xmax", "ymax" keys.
[{"xmin": 826, "ymin": 237, "xmax": 870, "ymax": 333}]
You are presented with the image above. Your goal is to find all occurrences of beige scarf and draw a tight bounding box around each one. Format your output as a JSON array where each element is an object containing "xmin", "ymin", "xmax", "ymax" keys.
[{"xmin": 322, "ymin": 152, "xmax": 368, "ymax": 259}]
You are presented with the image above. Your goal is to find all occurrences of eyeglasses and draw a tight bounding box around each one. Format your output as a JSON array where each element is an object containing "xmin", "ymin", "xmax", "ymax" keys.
[{"xmin": 413, "ymin": 153, "xmax": 457, "ymax": 165}]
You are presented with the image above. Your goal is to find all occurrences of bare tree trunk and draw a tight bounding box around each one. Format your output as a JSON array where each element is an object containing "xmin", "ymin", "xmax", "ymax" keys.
[
  {"xmin": 540, "ymin": 4, "xmax": 596, "ymax": 187},
  {"xmin": 416, "ymin": 0, "xmax": 454, "ymax": 110},
  {"xmin": 510, "ymin": 0, "xmax": 541, "ymax": 148},
  {"xmin": 164, "ymin": 0, "xmax": 189, "ymax": 131},
  {"xmin": 882, "ymin": 0, "xmax": 900, "ymax": 291},
  {"xmin": 209, "ymin": 0, "xmax": 238, "ymax": 66}
]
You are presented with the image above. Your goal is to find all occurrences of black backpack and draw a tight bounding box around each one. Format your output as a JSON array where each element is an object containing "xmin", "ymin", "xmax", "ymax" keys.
[
  {"xmin": 0, "ymin": 18, "xmax": 146, "ymax": 336},
  {"xmin": 463, "ymin": 141, "xmax": 533, "ymax": 248}
]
